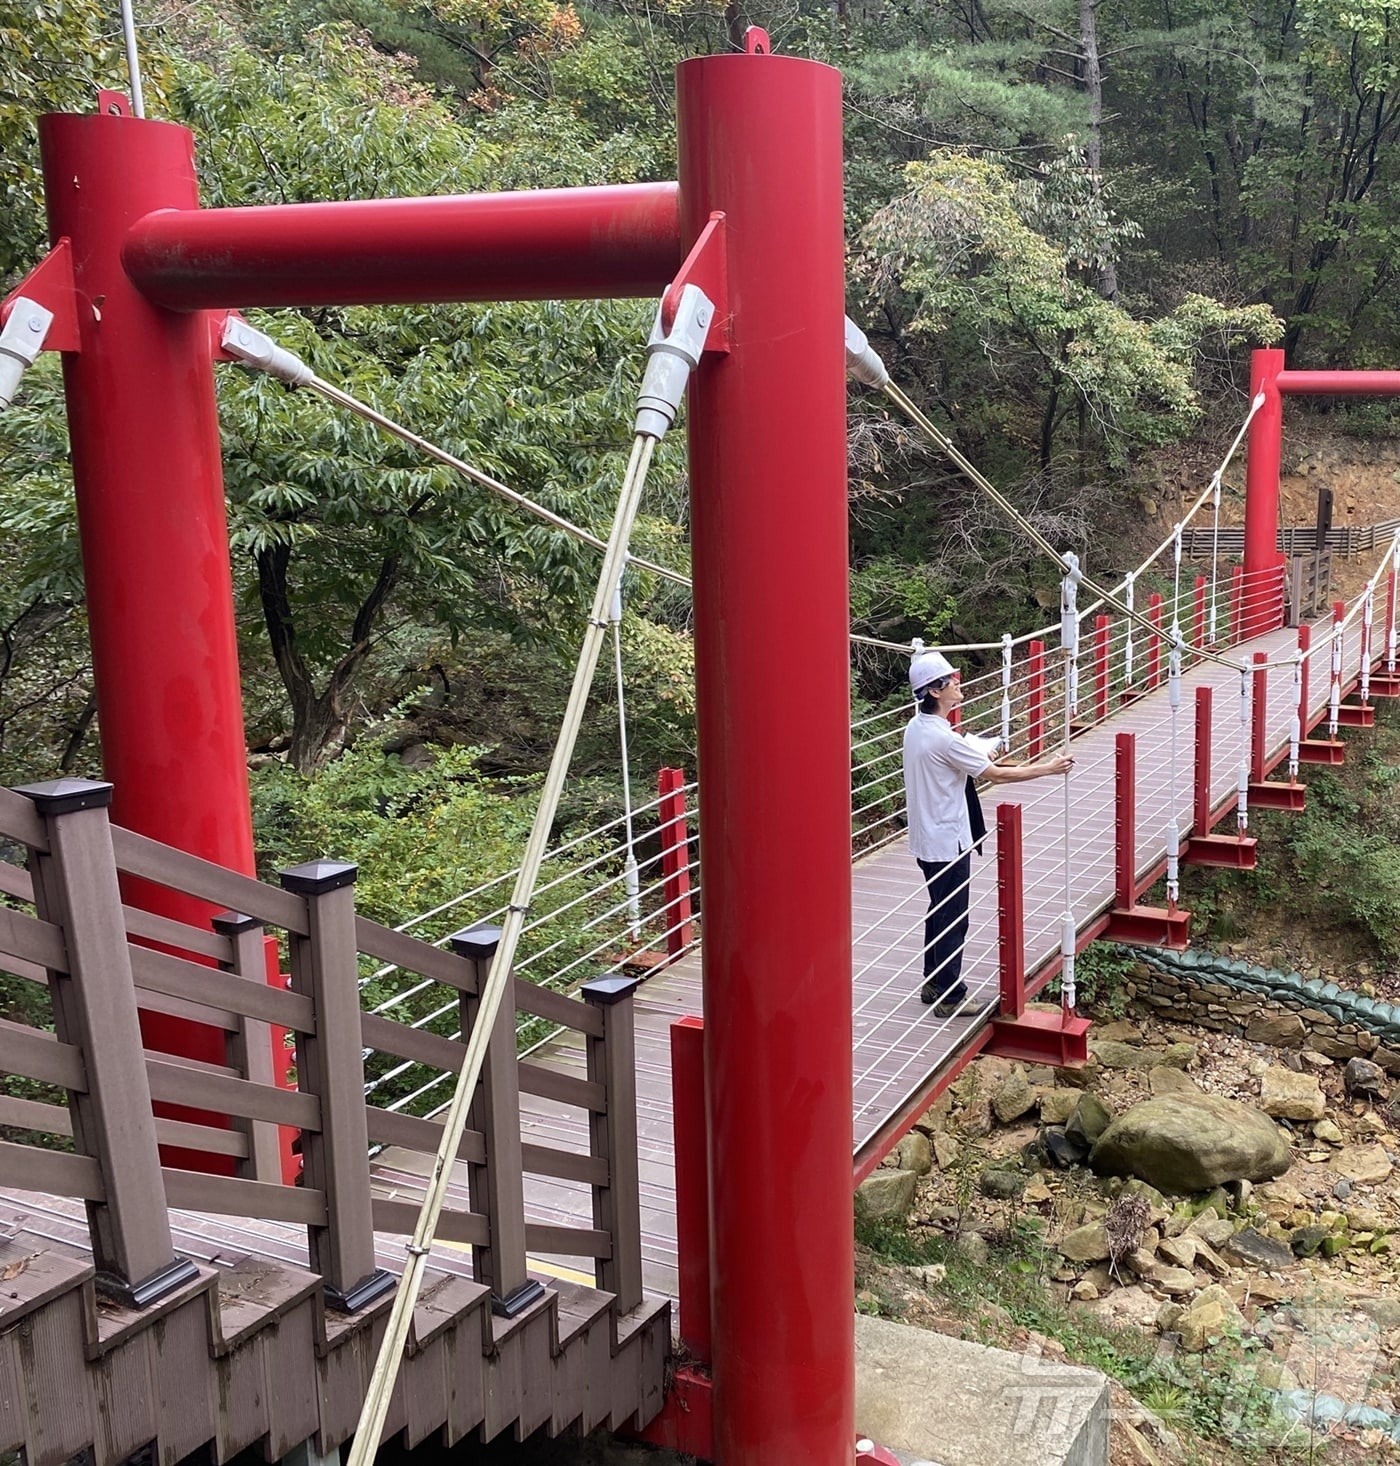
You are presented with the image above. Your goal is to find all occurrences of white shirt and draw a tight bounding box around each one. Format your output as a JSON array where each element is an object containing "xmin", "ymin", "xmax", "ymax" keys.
[{"xmin": 902, "ymin": 711, "xmax": 992, "ymax": 862}]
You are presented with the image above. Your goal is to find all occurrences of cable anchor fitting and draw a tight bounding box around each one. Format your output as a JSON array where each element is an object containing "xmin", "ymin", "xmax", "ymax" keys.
[
  {"xmin": 843, "ymin": 317, "xmax": 890, "ymax": 390},
  {"xmin": 221, "ymin": 317, "xmax": 315, "ymax": 388},
  {"xmin": 0, "ymin": 298, "xmax": 53, "ymax": 410},
  {"xmin": 634, "ymin": 284, "xmax": 715, "ymax": 442}
]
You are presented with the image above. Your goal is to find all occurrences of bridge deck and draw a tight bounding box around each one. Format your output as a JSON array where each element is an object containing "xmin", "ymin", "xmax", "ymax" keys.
[{"xmin": 429, "ymin": 616, "xmax": 1368, "ymax": 1304}]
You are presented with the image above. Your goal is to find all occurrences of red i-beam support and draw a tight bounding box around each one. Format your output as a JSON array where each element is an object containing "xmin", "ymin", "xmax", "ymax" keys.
[
  {"xmin": 1248, "ymin": 651, "xmax": 1306, "ymax": 811},
  {"xmin": 1102, "ymin": 733, "xmax": 1190, "ymax": 947},
  {"xmin": 678, "ymin": 51, "xmax": 855, "ymax": 1466},
  {"xmin": 1183, "ymin": 685, "xmax": 1256, "ymax": 868}
]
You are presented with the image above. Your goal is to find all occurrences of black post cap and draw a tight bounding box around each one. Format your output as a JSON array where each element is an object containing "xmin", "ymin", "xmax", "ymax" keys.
[
  {"xmin": 279, "ymin": 860, "xmax": 358, "ymax": 895},
  {"xmin": 210, "ymin": 910, "xmax": 263, "ymax": 937},
  {"xmin": 450, "ymin": 923, "xmax": 503, "ymax": 960},
  {"xmin": 13, "ymin": 778, "xmax": 114, "ymax": 817},
  {"xmin": 580, "ymin": 974, "xmax": 641, "ymax": 1007}
]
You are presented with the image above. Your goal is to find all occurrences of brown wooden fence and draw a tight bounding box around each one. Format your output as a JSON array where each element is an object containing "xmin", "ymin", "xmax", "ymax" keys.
[{"xmin": 0, "ymin": 777, "xmax": 642, "ymax": 1319}]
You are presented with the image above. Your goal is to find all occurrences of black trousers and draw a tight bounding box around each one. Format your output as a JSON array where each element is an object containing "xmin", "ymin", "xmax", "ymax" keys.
[{"xmin": 917, "ymin": 852, "xmax": 972, "ymax": 996}]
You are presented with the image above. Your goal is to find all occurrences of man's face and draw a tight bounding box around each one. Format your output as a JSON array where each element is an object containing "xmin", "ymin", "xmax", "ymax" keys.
[{"xmin": 929, "ymin": 671, "xmax": 963, "ymax": 712}]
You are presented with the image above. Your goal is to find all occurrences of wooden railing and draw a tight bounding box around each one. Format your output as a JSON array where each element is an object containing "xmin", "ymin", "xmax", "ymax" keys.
[
  {"xmin": 0, "ymin": 778, "xmax": 643, "ymax": 1317},
  {"xmin": 1287, "ymin": 550, "xmax": 1333, "ymax": 625},
  {"xmin": 1181, "ymin": 517, "xmax": 1400, "ymax": 558}
]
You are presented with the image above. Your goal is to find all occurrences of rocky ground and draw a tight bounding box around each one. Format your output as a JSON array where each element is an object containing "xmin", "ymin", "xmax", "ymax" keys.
[{"xmin": 858, "ymin": 1014, "xmax": 1400, "ymax": 1466}]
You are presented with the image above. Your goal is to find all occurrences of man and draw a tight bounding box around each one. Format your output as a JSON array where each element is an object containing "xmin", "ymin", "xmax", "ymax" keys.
[{"xmin": 903, "ymin": 648, "xmax": 1073, "ymax": 1017}]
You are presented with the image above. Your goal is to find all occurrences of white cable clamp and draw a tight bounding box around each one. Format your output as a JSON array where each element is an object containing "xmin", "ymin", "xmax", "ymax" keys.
[
  {"xmin": 1167, "ymin": 624, "xmax": 1184, "ymax": 709},
  {"xmin": 221, "ymin": 317, "xmax": 315, "ymax": 387},
  {"xmin": 0, "ymin": 298, "xmax": 53, "ymax": 410},
  {"xmin": 843, "ymin": 317, "xmax": 890, "ymax": 390},
  {"xmin": 1237, "ymin": 666, "xmax": 1250, "ymax": 835},
  {"xmin": 634, "ymin": 284, "xmax": 714, "ymax": 441},
  {"xmin": 1060, "ymin": 552, "xmax": 1081, "ymax": 655}
]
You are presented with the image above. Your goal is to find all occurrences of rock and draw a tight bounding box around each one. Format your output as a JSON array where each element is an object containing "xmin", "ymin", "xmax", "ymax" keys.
[
  {"xmin": 956, "ymin": 1094, "xmax": 993, "ymax": 1138},
  {"xmin": 1151, "ymin": 1265, "xmax": 1197, "ymax": 1296},
  {"xmin": 1091, "ymin": 1040, "xmax": 1147, "ymax": 1071},
  {"xmin": 992, "ymin": 1066, "xmax": 1038, "ymax": 1124},
  {"xmin": 1157, "ymin": 1236, "xmax": 1197, "ymax": 1269},
  {"xmin": 1221, "ymin": 1228, "xmax": 1294, "ymax": 1270},
  {"xmin": 1090, "ymin": 1092, "xmax": 1292, "ymax": 1195},
  {"xmin": 1246, "ymin": 1011, "xmax": 1307, "ymax": 1047},
  {"xmin": 1359, "ymin": 1298, "xmax": 1400, "ymax": 1329},
  {"xmin": 1332, "ymin": 1177, "xmax": 1352, "ymax": 1201},
  {"xmin": 1023, "ymin": 1181, "xmax": 1053, "ymax": 1204},
  {"xmin": 1345, "ymin": 1206, "xmax": 1387, "ymax": 1233},
  {"xmin": 1186, "ymin": 1216, "xmax": 1234, "ymax": 1249},
  {"xmin": 1067, "ymin": 1093, "xmax": 1113, "ymax": 1147},
  {"xmin": 1148, "ymin": 1065, "xmax": 1200, "ymax": 1096},
  {"xmin": 978, "ymin": 1168, "xmax": 1026, "ymax": 1200},
  {"xmin": 953, "ymin": 1231, "xmax": 989, "ymax": 1265},
  {"xmin": 1175, "ymin": 1285, "xmax": 1244, "ymax": 1351},
  {"xmin": 893, "ymin": 1131, "xmax": 932, "ymax": 1176},
  {"xmin": 1158, "ymin": 1042, "xmax": 1197, "ymax": 1070},
  {"xmin": 1331, "ymin": 1144, "xmax": 1393, "ymax": 1185},
  {"xmin": 918, "ymin": 1093, "xmax": 953, "ymax": 1132},
  {"xmin": 932, "ymin": 1134, "xmax": 960, "ymax": 1169},
  {"xmin": 1125, "ymin": 1248, "xmax": 1158, "ymax": 1278},
  {"xmin": 1320, "ymin": 1232, "xmax": 1351, "ymax": 1257},
  {"xmin": 1038, "ymin": 1089, "xmax": 1079, "ymax": 1125},
  {"xmin": 1344, "ymin": 1056, "xmax": 1388, "ymax": 1099},
  {"xmin": 1044, "ymin": 1127, "xmax": 1088, "ymax": 1167},
  {"xmin": 1059, "ymin": 1223, "xmax": 1111, "ymax": 1263},
  {"xmin": 1096, "ymin": 1019, "xmax": 1143, "ymax": 1042},
  {"xmin": 1253, "ymin": 1358, "xmax": 1301, "ymax": 1392},
  {"xmin": 1234, "ymin": 1276, "xmax": 1288, "ymax": 1305},
  {"xmin": 1120, "ymin": 1179, "xmax": 1169, "ymax": 1219},
  {"xmin": 1155, "ymin": 1301, "xmax": 1184, "ymax": 1332},
  {"xmin": 1069, "ymin": 1280, "xmax": 1099, "ymax": 1301},
  {"xmin": 1301, "ymin": 1049, "xmax": 1333, "ymax": 1068},
  {"xmin": 1291, "ymin": 1225, "xmax": 1329, "ymax": 1257},
  {"xmin": 1193, "ymin": 1240, "xmax": 1231, "ymax": 1278},
  {"xmin": 909, "ymin": 1263, "xmax": 948, "ymax": 1287},
  {"xmin": 856, "ymin": 1169, "xmax": 918, "ymax": 1218},
  {"xmin": 1259, "ymin": 1066, "xmax": 1326, "ymax": 1121},
  {"xmin": 1312, "ymin": 1119, "xmax": 1343, "ymax": 1145}
]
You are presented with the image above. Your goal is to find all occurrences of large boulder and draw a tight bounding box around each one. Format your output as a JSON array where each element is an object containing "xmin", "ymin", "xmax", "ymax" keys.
[
  {"xmin": 1259, "ymin": 1066, "xmax": 1325, "ymax": 1121},
  {"xmin": 1089, "ymin": 1093, "xmax": 1291, "ymax": 1196}
]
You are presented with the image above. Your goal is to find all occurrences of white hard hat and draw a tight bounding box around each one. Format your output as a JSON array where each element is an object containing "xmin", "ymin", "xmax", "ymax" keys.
[{"xmin": 909, "ymin": 648, "xmax": 956, "ymax": 693}]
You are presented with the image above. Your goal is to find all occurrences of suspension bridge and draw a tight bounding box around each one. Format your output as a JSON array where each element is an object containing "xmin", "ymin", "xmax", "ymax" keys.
[{"xmin": 3, "ymin": 39, "xmax": 1400, "ymax": 1466}]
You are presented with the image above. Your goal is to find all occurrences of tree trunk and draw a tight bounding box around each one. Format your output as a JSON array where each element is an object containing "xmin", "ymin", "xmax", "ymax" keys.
[
  {"xmin": 1079, "ymin": 0, "xmax": 1118, "ymax": 300},
  {"xmin": 257, "ymin": 540, "xmax": 401, "ymax": 776}
]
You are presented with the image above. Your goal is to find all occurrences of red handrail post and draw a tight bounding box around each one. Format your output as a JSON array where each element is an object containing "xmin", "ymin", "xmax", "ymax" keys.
[
  {"xmin": 1027, "ymin": 639, "xmax": 1046, "ymax": 758},
  {"xmin": 1193, "ymin": 684, "xmax": 1213, "ymax": 836},
  {"xmin": 1114, "ymin": 733, "xmax": 1136, "ymax": 909},
  {"xmin": 657, "ymin": 767, "xmax": 693, "ymax": 960},
  {"xmin": 1147, "ymin": 594, "xmax": 1164, "ymax": 689},
  {"xmin": 1094, "ymin": 614, "xmax": 1111, "ymax": 722},
  {"xmin": 1193, "ymin": 574, "xmax": 1209, "ymax": 657},
  {"xmin": 669, "ymin": 1016, "xmax": 711, "ymax": 1364},
  {"xmin": 996, "ymin": 802, "xmax": 1025, "ymax": 1020}
]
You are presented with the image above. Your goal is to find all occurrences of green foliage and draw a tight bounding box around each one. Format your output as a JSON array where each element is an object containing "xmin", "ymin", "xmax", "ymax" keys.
[{"xmin": 1053, "ymin": 940, "xmax": 1137, "ymax": 1016}]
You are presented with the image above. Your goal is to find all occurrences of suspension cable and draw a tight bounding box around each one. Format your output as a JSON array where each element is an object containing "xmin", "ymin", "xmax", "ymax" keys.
[
  {"xmin": 611, "ymin": 582, "xmax": 642, "ymax": 939},
  {"xmin": 342, "ymin": 284, "xmax": 712, "ymax": 1466}
]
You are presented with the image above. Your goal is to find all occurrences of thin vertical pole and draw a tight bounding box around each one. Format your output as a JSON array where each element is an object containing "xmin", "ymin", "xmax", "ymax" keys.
[
  {"xmin": 1251, "ymin": 652, "xmax": 1269, "ymax": 786},
  {"xmin": 1244, "ymin": 348, "xmax": 1285, "ymax": 637},
  {"xmin": 1230, "ymin": 565, "xmax": 1244, "ymax": 646},
  {"xmin": 1093, "ymin": 614, "xmax": 1110, "ymax": 722},
  {"xmin": 1193, "ymin": 574, "xmax": 1208, "ymax": 659},
  {"xmin": 678, "ymin": 49, "xmax": 853, "ymax": 1466},
  {"xmin": 1114, "ymin": 734, "xmax": 1136, "ymax": 909},
  {"xmin": 1147, "ymin": 594, "xmax": 1164, "ymax": 689},
  {"xmin": 996, "ymin": 802, "xmax": 1025, "ymax": 1020},
  {"xmin": 1027, "ymin": 639, "xmax": 1046, "ymax": 759},
  {"xmin": 1298, "ymin": 622, "xmax": 1313, "ymax": 741}
]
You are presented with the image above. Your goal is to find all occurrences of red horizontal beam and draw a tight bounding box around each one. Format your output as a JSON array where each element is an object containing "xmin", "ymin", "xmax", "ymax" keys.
[
  {"xmin": 121, "ymin": 182, "xmax": 684, "ymax": 310},
  {"xmin": 1277, "ymin": 370, "xmax": 1400, "ymax": 397}
]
